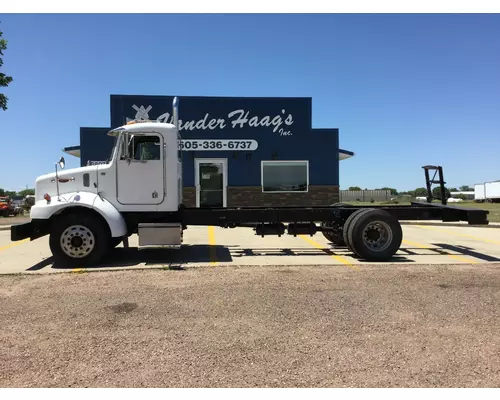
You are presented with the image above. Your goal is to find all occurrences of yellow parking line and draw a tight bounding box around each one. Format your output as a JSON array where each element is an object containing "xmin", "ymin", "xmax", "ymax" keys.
[
  {"xmin": 208, "ymin": 226, "xmax": 218, "ymax": 265},
  {"xmin": 299, "ymin": 235, "xmax": 359, "ymax": 270},
  {"xmin": 0, "ymin": 238, "xmax": 29, "ymax": 252},
  {"xmin": 413, "ymin": 225, "xmax": 500, "ymax": 246},
  {"xmin": 402, "ymin": 239, "xmax": 478, "ymax": 264}
]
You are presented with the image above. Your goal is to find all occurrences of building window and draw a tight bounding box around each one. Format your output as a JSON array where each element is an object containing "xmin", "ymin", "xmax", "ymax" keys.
[{"xmin": 261, "ymin": 161, "xmax": 309, "ymax": 193}]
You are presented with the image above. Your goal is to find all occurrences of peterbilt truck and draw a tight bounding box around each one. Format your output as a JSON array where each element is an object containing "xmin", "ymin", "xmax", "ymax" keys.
[{"xmin": 10, "ymin": 97, "xmax": 489, "ymax": 267}]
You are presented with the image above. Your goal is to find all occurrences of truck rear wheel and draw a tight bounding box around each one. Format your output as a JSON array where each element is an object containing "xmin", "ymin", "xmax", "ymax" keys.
[
  {"xmin": 49, "ymin": 212, "xmax": 110, "ymax": 267},
  {"xmin": 321, "ymin": 222, "xmax": 345, "ymax": 246},
  {"xmin": 342, "ymin": 208, "xmax": 371, "ymax": 253},
  {"xmin": 347, "ymin": 209, "xmax": 402, "ymax": 261},
  {"xmin": 321, "ymin": 203, "xmax": 354, "ymax": 246}
]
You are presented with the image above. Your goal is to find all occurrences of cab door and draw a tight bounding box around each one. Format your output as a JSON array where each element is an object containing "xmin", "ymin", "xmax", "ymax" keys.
[{"xmin": 117, "ymin": 133, "xmax": 165, "ymax": 205}]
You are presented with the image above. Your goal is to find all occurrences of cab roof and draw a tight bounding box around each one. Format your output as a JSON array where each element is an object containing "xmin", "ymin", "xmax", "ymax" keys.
[{"xmin": 108, "ymin": 120, "xmax": 177, "ymax": 136}]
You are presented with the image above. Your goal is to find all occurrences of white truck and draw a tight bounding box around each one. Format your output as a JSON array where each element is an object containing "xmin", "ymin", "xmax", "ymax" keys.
[
  {"xmin": 474, "ymin": 183, "xmax": 486, "ymax": 202},
  {"xmin": 10, "ymin": 98, "xmax": 490, "ymax": 267},
  {"xmin": 475, "ymin": 181, "xmax": 500, "ymax": 203},
  {"xmin": 485, "ymin": 181, "xmax": 500, "ymax": 203}
]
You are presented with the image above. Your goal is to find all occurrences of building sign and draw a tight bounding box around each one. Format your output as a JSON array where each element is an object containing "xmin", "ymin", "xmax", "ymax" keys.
[{"xmin": 126, "ymin": 105, "xmax": 294, "ymax": 137}]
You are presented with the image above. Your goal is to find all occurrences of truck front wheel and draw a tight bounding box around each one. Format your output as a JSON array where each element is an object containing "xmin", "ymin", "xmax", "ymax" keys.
[
  {"xmin": 110, "ymin": 237, "xmax": 124, "ymax": 248},
  {"xmin": 49, "ymin": 212, "xmax": 110, "ymax": 267}
]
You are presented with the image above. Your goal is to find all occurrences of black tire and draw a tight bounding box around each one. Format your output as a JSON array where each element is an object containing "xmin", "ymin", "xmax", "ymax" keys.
[
  {"xmin": 321, "ymin": 221, "xmax": 345, "ymax": 246},
  {"xmin": 321, "ymin": 203, "xmax": 351, "ymax": 246},
  {"xmin": 347, "ymin": 209, "xmax": 402, "ymax": 262},
  {"xmin": 110, "ymin": 237, "xmax": 123, "ymax": 248},
  {"xmin": 49, "ymin": 212, "xmax": 111, "ymax": 267},
  {"xmin": 342, "ymin": 209, "xmax": 371, "ymax": 253}
]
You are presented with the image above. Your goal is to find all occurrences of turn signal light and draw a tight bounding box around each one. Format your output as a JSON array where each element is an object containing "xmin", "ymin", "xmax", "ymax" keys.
[{"xmin": 43, "ymin": 193, "xmax": 51, "ymax": 202}]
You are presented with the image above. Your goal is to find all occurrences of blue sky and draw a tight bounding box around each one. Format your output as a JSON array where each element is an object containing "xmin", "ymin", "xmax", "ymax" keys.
[{"xmin": 0, "ymin": 13, "xmax": 499, "ymax": 192}]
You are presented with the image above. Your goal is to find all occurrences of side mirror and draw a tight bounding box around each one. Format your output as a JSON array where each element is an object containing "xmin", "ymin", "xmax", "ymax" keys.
[{"xmin": 59, "ymin": 156, "xmax": 65, "ymax": 169}]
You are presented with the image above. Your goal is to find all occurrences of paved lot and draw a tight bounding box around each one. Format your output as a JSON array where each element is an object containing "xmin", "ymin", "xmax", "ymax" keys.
[
  {"xmin": 1, "ymin": 224, "xmax": 500, "ymax": 274},
  {"xmin": 1, "ymin": 264, "xmax": 500, "ymax": 387},
  {"xmin": 0, "ymin": 216, "xmax": 30, "ymax": 226}
]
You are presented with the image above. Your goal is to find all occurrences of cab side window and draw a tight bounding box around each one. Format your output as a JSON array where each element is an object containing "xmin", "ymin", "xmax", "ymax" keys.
[{"xmin": 131, "ymin": 135, "xmax": 161, "ymax": 161}]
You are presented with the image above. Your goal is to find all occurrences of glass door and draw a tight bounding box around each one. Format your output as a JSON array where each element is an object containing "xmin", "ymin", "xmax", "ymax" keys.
[{"xmin": 195, "ymin": 159, "xmax": 228, "ymax": 208}]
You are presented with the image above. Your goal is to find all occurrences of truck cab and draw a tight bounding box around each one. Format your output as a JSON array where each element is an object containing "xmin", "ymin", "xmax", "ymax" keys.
[
  {"xmin": 12, "ymin": 98, "xmax": 184, "ymax": 266},
  {"xmin": 96, "ymin": 120, "xmax": 183, "ymax": 213},
  {"xmin": 31, "ymin": 120, "xmax": 182, "ymax": 215}
]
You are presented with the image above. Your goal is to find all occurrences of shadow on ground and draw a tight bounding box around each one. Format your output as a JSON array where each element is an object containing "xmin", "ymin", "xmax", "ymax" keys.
[
  {"xmin": 431, "ymin": 243, "xmax": 500, "ymax": 262},
  {"xmin": 21, "ymin": 242, "xmax": 500, "ymax": 272}
]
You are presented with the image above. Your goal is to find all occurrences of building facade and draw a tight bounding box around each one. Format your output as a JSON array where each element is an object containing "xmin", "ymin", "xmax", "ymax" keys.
[{"xmin": 64, "ymin": 94, "xmax": 354, "ymax": 208}]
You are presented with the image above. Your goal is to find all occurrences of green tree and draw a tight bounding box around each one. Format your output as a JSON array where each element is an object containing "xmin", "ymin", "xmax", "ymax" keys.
[
  {"xmin": 0, "ymin": 188, "xmax": 4, "ymax": 196},
  {"xmin": 459, "ymin": 185, "xmax": 472, "ymax": 192},
  {"xmin": 348, "ymin": 186, "xmax": 362, "ymax": 191},
  {"xmin": 0, "ymin": 25, "xmax": 13, "ymax": 111},
  {"xmin": 432, "ymin": 186, "xmax": 451, "ymax": 200},
  {"xmin": 18, "ymin": 188, "xmax": 35, "ymax": 197},
  {"xmin": 413, "ymin": 187, "xmax": 428, "ymax": 197},
  {"xmin": 378, "ymin": 187, "xmax": 398, "ymax": 195}
]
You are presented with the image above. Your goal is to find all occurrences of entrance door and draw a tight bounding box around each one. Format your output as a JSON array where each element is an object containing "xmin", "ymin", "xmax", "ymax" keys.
[
  {"xmin": 195, "ymin": 159, "xmax": 227, "ymax": 208},
  {"xmin": 117, "ymin": 133, "xmax": 165, "ymax": 205}
]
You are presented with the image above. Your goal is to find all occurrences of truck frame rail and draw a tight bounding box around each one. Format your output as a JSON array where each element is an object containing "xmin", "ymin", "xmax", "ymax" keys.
[{"xmin": 171, "ymin": 201, "xmax": 489, "ymax": 227}]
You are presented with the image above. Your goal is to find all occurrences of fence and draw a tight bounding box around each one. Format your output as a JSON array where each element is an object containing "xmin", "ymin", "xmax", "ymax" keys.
[{"xmin": 340, "ymin": 189, "xmax": 392, "ymax": 203}]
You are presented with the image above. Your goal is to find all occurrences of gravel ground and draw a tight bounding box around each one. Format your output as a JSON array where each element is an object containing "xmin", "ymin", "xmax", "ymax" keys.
[{"xmin": 1, "ymin": 263, "xmax": 500, "ymax": 388}]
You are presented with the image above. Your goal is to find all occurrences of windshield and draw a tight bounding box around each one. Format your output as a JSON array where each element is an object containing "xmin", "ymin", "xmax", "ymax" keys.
[{"xmin": 106, "ymin": 135, "xmax": 119, "ymax": 163}]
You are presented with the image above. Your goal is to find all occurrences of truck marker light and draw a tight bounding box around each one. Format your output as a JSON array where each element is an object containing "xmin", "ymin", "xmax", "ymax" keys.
[{"xmin": 44, "ymin": 193, "xmax": 51, "ymax": 203}]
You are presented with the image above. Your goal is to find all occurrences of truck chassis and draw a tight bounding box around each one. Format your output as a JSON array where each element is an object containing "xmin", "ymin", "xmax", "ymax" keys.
[{"xmin": 10, "ymin": 165, "xmax": 489, "ymax": 266}]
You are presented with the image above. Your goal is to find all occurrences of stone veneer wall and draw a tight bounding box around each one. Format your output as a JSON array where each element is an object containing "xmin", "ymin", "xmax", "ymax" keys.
[{"xmin": 182, "ymin": 186, "xmax": 339, "ymax": 208}]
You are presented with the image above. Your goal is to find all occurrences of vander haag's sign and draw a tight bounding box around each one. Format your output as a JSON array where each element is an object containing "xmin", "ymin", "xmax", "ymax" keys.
[{"xmin": 127, "ymin": 104, "xmax": 294, "ymax": 136}]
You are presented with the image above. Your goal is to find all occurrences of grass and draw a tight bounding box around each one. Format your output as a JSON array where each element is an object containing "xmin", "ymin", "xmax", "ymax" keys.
[
  {"xmin": 343, "ymin": 200, "xmax": 500, "ymax": 223},
  {"xmin": 449, "ymin": 201, "xmax": 500, "ymax": 223}
]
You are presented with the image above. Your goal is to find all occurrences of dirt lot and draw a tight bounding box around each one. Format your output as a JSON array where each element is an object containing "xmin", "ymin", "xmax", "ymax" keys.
[
  {"xmin": 1, "ymin": 222, "xmax": 500, "ymax": 387},
  {"xmin": 1, "ymin": 264, "xmax": 500, "ymax": 388}
]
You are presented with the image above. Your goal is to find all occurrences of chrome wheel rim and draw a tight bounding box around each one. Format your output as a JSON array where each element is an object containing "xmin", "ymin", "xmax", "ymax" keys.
[
  {"xmin": 362, "ymin": 221, "xmax": 393, "ymax": 252},
  {"xmin": 60, "ymin": 225, "xmax": 95, "ymax": 258}
]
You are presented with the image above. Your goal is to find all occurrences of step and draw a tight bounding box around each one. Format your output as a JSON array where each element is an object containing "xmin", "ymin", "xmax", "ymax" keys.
[{"xmin": 138, "ymin": 223, "xmax": 183, "ymax": 248}]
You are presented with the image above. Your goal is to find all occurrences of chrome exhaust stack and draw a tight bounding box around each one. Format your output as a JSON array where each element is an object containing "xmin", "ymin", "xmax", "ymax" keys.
[{"xmin": 172, "ymin": 96, "xmax": 179, "ymax": 130}]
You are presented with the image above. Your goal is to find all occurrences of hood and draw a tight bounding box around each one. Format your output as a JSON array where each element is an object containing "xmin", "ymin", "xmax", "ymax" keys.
[
  {"xmin": 35, "ymin": 165, "xmax": 99, "ymax": 184},
  {"xmin": 35, "ymin": 165, "xmax": 100, "ymax": 202}
]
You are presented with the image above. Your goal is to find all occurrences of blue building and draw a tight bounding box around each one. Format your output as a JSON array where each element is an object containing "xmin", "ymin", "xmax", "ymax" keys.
[{"xmin": 64, "ymin": 94, "xmax": 354, "ymax": 207}]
